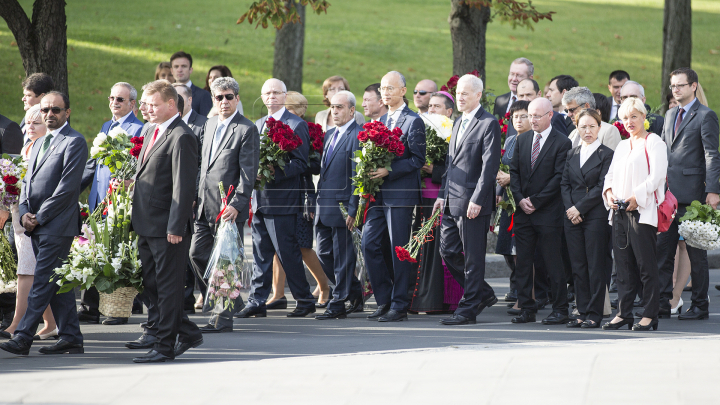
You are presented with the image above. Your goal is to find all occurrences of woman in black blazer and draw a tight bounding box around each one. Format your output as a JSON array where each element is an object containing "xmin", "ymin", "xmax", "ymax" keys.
[{"xmin": 561, "ymin": 109, "xmax": 614, "ymax": 328}]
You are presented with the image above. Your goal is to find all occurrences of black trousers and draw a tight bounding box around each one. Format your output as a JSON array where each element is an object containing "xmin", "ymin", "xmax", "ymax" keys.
[
  {"xmin": 565, "ymin": 218, "xmax": 608, "ymax": 324},
  {"xmin": 439, "ymin": 211, "xmax": 494, "ymax": 319},
  {"xmin": 315, "ymin": 219, "xmax": 361, "ymax": 311},
  {"xmin": 656, "ymin": 204, "xmax": 709, "ymax": 311},
  {"xmin": 613, "ymin": 210, "xmax": 659, "ymax": 319},
  {"xmin": 138, "ymin": 235, "xmax": 201, "ymax": 357},
  {"xmin": 514, "ymin": 221, "xmax": 568, "ymax": 314},
  {"xmin": 15, "ymin": 235, "xmax": 82, "ymax": 345}
]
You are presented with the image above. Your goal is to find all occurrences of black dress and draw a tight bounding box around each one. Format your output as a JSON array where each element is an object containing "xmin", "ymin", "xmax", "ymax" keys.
[{"xmin": 495, "ymin": 135, "xmax": 517, "ymax": 256}]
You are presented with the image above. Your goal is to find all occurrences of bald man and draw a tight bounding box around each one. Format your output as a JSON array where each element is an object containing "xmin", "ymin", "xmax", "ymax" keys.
[
  {"xmin": 413, "ymin": 79, "xmax": 438, "ymax": 115},
  {"xmin": 508, "ymin": 98, "xmax": 572, "ymax": 325}
]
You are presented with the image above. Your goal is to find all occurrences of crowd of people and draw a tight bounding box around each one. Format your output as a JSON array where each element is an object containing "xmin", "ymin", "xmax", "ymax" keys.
[{"xmin": 0, "ymin": 50, "xmax": 717, "ymax": 363}]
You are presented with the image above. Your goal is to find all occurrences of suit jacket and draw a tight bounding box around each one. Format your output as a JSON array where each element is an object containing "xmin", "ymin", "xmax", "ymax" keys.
[
  {"xmin": 315, "ymin": 121, "xmax": 361, "ymax": 228},
  {"xmin": 647, "ymin": 112, "xmax": 664, "ymax": 136},
  {"xmin": 254, "ymin": 109, "xmax": 310, "ymax": 215},
  {"xmin": 186, "ymin": 110, "xmax": 207, "ymax": 141},
  {"xmin": 494, "ymin": 92, "xmax": 512, "ymax": 118},
  {"xmin": 563, "ymin": 114, "xmax": 576, "ymax": 133},
  {"xmin": 83, "ymin": 112, "xmax": 144, "ymax": 212},
  {"xmin": 377, "ymin": 105, "xmax": 426, "ymax": 206},
  {"xmin": 509, "ymin": 128, "xmax": 572, "ymax": 226},
  {"xmin": 196, "ymin": 113, "xmax": 259, "ymax": 226},
  {"xmin": 19, "ymin": 124, "xmax": 88, "ymax": 236},
  {"xmin": 0, "ymin": 114, "xmax": 23, "ymax": 155},
  {"xmin": 568, "ymin": 121, "xmax": 622, "ymax": 150},
  {"xmin": 131, "ymin": 116, "xmax": 198, "ymax": 237},
  {"xmin": 441, "ymin": 106, "xmax": 501, "ymax": 217},
  {"xmin": 661, "ymin": 101, "xmax": 720, "ymax": 205},
  {"xmin": 560, "ymin": 144, "xmax": 614, "ymax": 220},
  {"xmin": 191, "ymin": 83, "xmax": 213, "ymax": 117}
]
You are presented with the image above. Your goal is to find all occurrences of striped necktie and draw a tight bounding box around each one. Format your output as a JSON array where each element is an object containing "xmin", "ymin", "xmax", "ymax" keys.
[{"xmin": 530, "ymin": 132, "xmax": 542, "ymax": 169}]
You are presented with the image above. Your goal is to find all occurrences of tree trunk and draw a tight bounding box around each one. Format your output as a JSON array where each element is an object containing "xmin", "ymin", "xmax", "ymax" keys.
[
  {"xmin": 0, "ymin": 0, "xmax": 68, "ymax": 97},
  {"xmin": 273, "ymin": 0, "xmax": 305, "ymax": 93},
  {"xmin": 661, "ymin": 0, "xmax": 691, "ymax": 113},
  {"xmin": 449, "ymin": 0, "xmax": 490, "ymax": 84}
]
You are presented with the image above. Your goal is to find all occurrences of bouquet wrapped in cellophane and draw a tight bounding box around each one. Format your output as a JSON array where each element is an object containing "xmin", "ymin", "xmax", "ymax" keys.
[{"xmin": 491, "ymin": 149, "xmax": 516, "ymax": 234}]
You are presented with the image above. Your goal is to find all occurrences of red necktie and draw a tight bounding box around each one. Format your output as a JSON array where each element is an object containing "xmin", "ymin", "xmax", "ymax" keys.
[
  {"xmin": 674, "ymin": 107, "xmax": 685, "ymax": 138},
  {"xmin": 143, "ymin": 127, "xmax": 160, "ymax": 163}
]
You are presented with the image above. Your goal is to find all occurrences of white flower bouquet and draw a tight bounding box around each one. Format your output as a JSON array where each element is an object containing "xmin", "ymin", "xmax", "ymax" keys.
[
  {"xmin": 420, "ymin": 113, "xmax": 452, "ymax": 166},
  {"xmin": 678, "ymin": 200, "xmax": 720, "ymax": 251}
]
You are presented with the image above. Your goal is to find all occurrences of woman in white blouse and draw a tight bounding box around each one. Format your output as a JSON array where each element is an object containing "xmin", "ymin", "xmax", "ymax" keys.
[{"xmin": 602, "ymin": 98, "xmax": 667, "ymax": 332}]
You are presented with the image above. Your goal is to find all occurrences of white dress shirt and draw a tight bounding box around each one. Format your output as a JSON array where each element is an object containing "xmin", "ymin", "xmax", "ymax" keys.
[
  {"xmin": 602, "ymin": 133, "xmax": 668, "ymax": 227},
  {"xmin": 505, "ymin": 93, "xmax": 517, "ymax": 114},
  {"xmin": 579, "ymin": 138, "xmax": 601, "ymax": 167},
  {"xmin": 111, "ymin": 110, "xmax": 133, "ymax": 128},
  {"xmin": 530, "ymin": 125, "xmax": 553, "ymax": 159},
  {"xmin": 181, "ymin": 109, "xmax": 193, "ymax": 124},
  {"xmin": 455, "ymin": 103, "xmax": 482, "ymax": 147},
  {"xmin": 610, "ymin": 98, "xmax": 620, "ymax": 121},
  {"xmin": 386, "ymin": 103, "xmax": 406, "ymax": 130},
  {"xmin": 156, "ymin": 113, "xmax": 179, "ymax": 138}
]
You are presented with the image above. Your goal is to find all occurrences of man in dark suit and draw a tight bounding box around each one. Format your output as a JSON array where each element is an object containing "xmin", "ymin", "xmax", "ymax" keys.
[
  {"xmin": 619, "ymin": 81, "xmax": 664, "ymax": 135},
  {"xmin": 546, "ymin": 75, "xmax": 579, "ymax": 132},
  {"xmin": 494, "ymin": 57, "xmax": 534, "ymax": 118},
  {"xmin": 191, "ymin": 77, "xmax": 259, "ymax": 332},
  {"xmin": 77, "ymin": 82, "xmax": 144, "ymax": 326},
  {"xmin": 516, "ymin": 79, "xmax": 568, "ymax": 136},
  {"xmin": 607, "ymin": 70, "xmax": 630, "ymax": 122},
  {"xmin": 20, "ymin": 73, "xmax": 54, "ymax": 133},
  {"xmin": 0, "ymin": 92, "xmax": 87, "ymax": 356},
  {"xmin": 362, "ymin": 83, "xmax": 388, "ymax": 122},
  {"xmin": 128, "ymin": 80, "xmax": 202, "ymax": 363},
  {"xmin": 314, "ymin": 91, "xmax": 363, "ymax": 320},
  {"xmin": 170, "ymin": 51, "xmax": 213, "ymax": 117},
  {"xmin": 656, "ymin": 67, "xmax": 720, "ymax": 321},
  {"xmin": 509, "ymin": 98, "xmax": 572, "ymax": 324},
  {"xmin": 434, "ymin": 74, "xmax": 501, "ymax": 325},
  {"xmin": 361, "ymin": 71, "xmax": 426, "ymax": 322},
  {"xmin": 237, "ymin": 78, "xmax": 316, "ymax": 318},
  {"xmin": 0, "ymin": 114, "xmax": 23, "ymax": 154}
]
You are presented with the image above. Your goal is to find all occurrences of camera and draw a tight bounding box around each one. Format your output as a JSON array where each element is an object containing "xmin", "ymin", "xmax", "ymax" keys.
[{"xmin": 615, "ymin": 199, "xmax": 629, "ymax": 211}]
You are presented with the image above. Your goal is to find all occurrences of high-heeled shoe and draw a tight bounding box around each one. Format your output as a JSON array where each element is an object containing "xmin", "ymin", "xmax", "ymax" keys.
[
  {"xmin": 670, "ymin": 298, "xmax": 683, "ymax": 315},
  {"xmin": 33, "ymin": 328, "xmax": 59, "ymax": 340},
  {"xmin": 602, "ymin": 317, "xmax": 634, "ymax": 330},
  {"xmin": 315, "ymin": 288, "xmax": 333, "ymax": 308},
  {"xmin": 266, "ymin": 297, "xmax": 288, "ymax": 309},
  {"xmin": 632, "ymin": 318, "xmax": 658, "ymax": 331}
]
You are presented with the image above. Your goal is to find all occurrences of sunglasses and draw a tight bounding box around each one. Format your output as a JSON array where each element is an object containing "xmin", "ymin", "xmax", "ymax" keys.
[
  {"xmin": 40, "ymin": 107, "xmax": 67, "ymax": 114},
  {"xmin": 214, "ymin": 94, "xmax": 236, "ymax": 101},
  {"xmin": 108, "ymin": 96, "xmax": 130, "ymax": 103},
  {"xmin": 413, "ymin": 90, "xmax": 430, "ymax": 96},
  {"xmin": 564, "ymin": 105, "xmax": 581, "ymax": 115}
]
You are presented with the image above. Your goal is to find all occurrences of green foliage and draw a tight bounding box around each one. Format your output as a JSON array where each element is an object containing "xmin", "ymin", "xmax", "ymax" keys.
[
  {"xmin": 679, "ymin": 200, "xmax": 720, "ymax": 223},
  {"xmin": 466, "ymin": 0, "xmax": 554, "ymax": 29},
  {"xmin": 238, "ymin": 0, "xmax": 330, "ymax": 29}
]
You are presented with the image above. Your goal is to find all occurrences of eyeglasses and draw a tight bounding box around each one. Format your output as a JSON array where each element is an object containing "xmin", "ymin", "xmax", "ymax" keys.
[
  {"xmin": 513, "ymin": 114, "xmax": 529, "ymax": 120},
  {"xmin": 413, "ymin": 90, "xmax": 429, "ymax": 96},
  {"xmin": 262, "ymin": 91, "xmax": 285, "ymax": 97},
  {"xmin": 529, "ymin": 111, "xmax": 550, "ymax": 121},
  {"xmin": 564, "ymin": 106, "xmax": 581, "ymax": 115},
  {"xmin": 214, "ymin": 94, "xmax": 236, "ymax": 101},
  {"xmin": 380, "ymin": 86, "xmax": 402, "ymax": 93},
  {"xmin": 578, "ymin": 125, "xmax": 599, "ymax": 132},
  {"xmin": 108, "ymin": 96, "xmax": 130, "ymax": 103},
  {"xmin": 669, "ymin": 83, "xmax": 691, "ymax": 91},
  {"xmin": 40, "ymin": 107, "xmax": 66, "ymax": 114}
]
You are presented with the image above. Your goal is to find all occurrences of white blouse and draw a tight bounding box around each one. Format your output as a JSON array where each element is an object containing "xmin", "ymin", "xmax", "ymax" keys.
[{"xmin": 602, "ymin": 133, "xmax": 668, "ymax": 227}]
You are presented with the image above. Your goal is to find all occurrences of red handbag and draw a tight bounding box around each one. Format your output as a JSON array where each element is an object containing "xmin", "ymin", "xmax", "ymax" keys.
[{"xmin": 644, "ymin": 143, "xmax": 677, "ymax": 232}]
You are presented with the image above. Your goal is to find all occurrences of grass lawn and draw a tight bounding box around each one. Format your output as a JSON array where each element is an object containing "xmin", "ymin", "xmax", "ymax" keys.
[{"xmin": 1, "ymin": 0, "xmax": 719, "ymax": 139}]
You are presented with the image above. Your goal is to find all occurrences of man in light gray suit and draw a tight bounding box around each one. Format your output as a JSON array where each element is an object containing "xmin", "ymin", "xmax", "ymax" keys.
[
  {"xmin": 192, "ymin": 77, "xmax": 259, "ymax": 333},
  {"xmin": 656, "ymin": 67, "xmax": 720, "ymax": 321},
  {"xmin": 0, "ymin": 92, "xmax": 87, "ymax": 356}
]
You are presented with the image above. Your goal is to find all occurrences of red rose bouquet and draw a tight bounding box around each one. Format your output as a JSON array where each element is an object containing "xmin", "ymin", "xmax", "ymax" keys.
[
  {"xmin": 308, "ymin": 122, "xmax": 325, "ymax": 161},
  {"xmin": 613, "ymin": 120, "xmax": 630, "ymax": 140},
  {"xmin": 395, "ymin": 208, "xmax": 441, "ymax": 263},
  {"xmin": 256, "ymin": 117, "xmax": 303, "ymax": 190},
  {"xmin": 129, "ymin": 136, "xmax": 144, "ymax": 159},
  {"xmin": 491, "ymin": 149, "xmax": 516, "ymax": 234},
  {"xmin": 498, "ymin": 112, "xmax": 510, "ymax": 136},
  {"xmin": 440, "ymin": 69, "xmax": 480, "ymax": 95},
  {"xmin": 351, "ymin": 121, "xmax": 405, "ymax": 227},
  {"xmin": 0, "ymin": 154, "xmax": 25, "ymax": 210}
]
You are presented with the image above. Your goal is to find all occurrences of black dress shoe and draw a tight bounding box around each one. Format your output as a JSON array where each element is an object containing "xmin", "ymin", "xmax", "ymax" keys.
[
  {"xmin": 267, "ymin": 297, "xmax": 288, "ymax": 309},
  {"xmin": 133, "ymin": 349, "xmax": 174, "ymax": 363},
  {"xmin": 125, "ymin": 334, "xmax": 159, "ymax": 349},
  {"xmin": 315, "ymin": 308, "xmax": 347, "ymax": 320},
  {"xmin": 102, "ymin": 317, "xmax": 128, "ymax": 325},
  {"xmin": 440, "ymin": 314, "xmax": 475, "ymax": 325},
  {"xmin": 140, "ymin": 321, "xmax": 154, "ymax": 329},
  {"xmin": 507, "ymin": 307, "xmax": 521, "ymax": 316},
  {"xmin": 287, "ymin": 307, "xmax": 316, "ymax": 317},
  {"xmin": 504, "ymin": 290, "xmax": 518, "ymax": 302},
  {"xmin": 632, "ymin": 318, "xmax": 659, "ymax": 331},
  {"xmin": 345, "ymin": 297, "xmax": 364, "ymax": 313},
  {"xmin": 715, "ymin": 285, "xmax": 720, "ymax": 291},
  {"xmin": 678, "ymin": 306, "xmax": 709, "ymax": 320},
  {"xmin": 234, "ymin": 306, "xmax": 267, "ymax": 318},
  {"xmin": 0, "ymin": 338, "xmax": 31, "ymax": 355},
  {"xmin": 535, "ymin": 298, "xmax": 549, "ymax": 310},
  {"xmin": 367, "ymin": 304, "xmax": 389, "ymax": 320},
  {"xmin": 199, "ymin": 324, "xmax": 233, "ymax": 333},
  {"xmin": 38, "ymin": 339, "xmax": 84, "ymax": 355},
  {"xmin": 542, "ymin": 311, "xmax": 570, "ymax": 325},
  {"xmin": 657, "ymin": 305, "xmax": 672, "ymax": 319},
  {"xmin": 602, "ymin": 317, "xmax": 634, "ymax": 330},
  {"xmin": 566, "ymin": 319, "xmax": 583, "ymax": 328},
  {"xmin": 174, "ymin": 337, "xmax": 203, "ymax": 357},
  {"xmin": 581, "ymin": 320, "xmax": 599, "ymax": 329},
  {"xmin": 610, "ymin": 299, "xmax": 618, "ymax": 309},
  {"xmin": 477, "ymin": 295, "xmax": 498, "ymax": 313},
  {"xmin": 77, "ymin": 311, "xmax": 100, "ymax": 324},
  {"xmin": 511, "ymin": 311, "xmax": 536, "ymax": 323},
  {"xmin": 0, "ymin": 330, "xmax": 11, "ymax": 339},
  {"xmin": 378, "ymin": 310, "xmax": 408, "ymax": 322}
]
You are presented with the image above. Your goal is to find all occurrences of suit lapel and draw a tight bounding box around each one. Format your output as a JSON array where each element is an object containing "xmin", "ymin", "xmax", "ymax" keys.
[
  {"xmin": 33, "ymin": 127, "xmax": 67, "ymax": 174},
  {"xmin": 394, "ymin": 106, "xmax": 409, "ymax": 130},
  {"xmin": 569, "ymin": 147, "xmax": 583, "ymax": 179},
  {"xmin": 673, "ymin": 102, "xmax": 700, "ymax": 145},
  {"xmin": 453, "ymin": 108, "xmax": 483, "ymax": 162},
  {"xmin": 204, "ymin": 117, "xmax": 219, "ymax": 169},
  {"xmin": 209, "ymin": 115, "xmax": 239, "ymax": 167},
  {"xmin": 530, "ymin": 131, "xmax": 556, "ymax": 177},
  {"xmin": 580, "ymin": 148, "xmax": 602, "ymax": 176},
  {"xmin": 138, "ymin": 117, "xmax": 178, "ymax": 173},
  {"xmin": 320, "ymin": 128, "xmax": 337, "ymax": 175},
  {"xmin": 325, "ymin": 123, "xmax": 354, "ymax": 171}
]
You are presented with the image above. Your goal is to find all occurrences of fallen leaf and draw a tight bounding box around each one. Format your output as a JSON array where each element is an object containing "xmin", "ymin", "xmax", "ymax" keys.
[
  {"xmin": 10, "ymin": 41, "xmax": 17, "ymax": 47},
  {"xmin": 408, "ymin": 67, "xmax": 415, "ymax": 72},
  {"xmin": 87, "ymin": 106, "xmax": 94, "ymax": 110},
  {"xmin": 509, "ymin": 36, "xmax": 516, "ymax": 41},
  {"xmin": 72, "ymin": 62, "xmax": 78, "ymax": 67},
  {"xmin": 614, "ymin": 34, "xmax": 623, "ymax": 40},
  {"xmin": 571, "ymin": 28, "xmax": 577, "ymax": 33}
]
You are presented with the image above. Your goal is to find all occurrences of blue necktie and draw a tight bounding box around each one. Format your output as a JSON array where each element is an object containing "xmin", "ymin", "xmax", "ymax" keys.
[
  {"xmin": 387, "ymin": 117, "xmax": 394, "ymax": 130},
  {"xmin": 325, "ymin": 130, "xmax": 339, "ymax": 165},
  {"xmin": 108, "ymin": 120, "xmax": 119, "ymax": 133}
]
